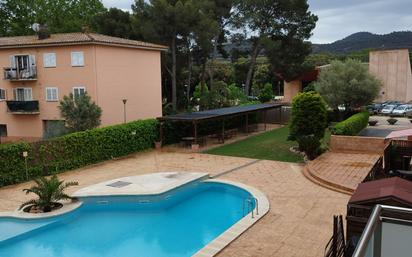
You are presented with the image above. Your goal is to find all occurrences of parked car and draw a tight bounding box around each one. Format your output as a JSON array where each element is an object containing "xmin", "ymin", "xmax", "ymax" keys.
[
  {"xmin": 380, "ymin": 104, "xmax": 397, "ymax": 115},
  {"xmin": 367, "ymin": 103, "xmax": 384, "ymax": 115},
  {"xmin": 392, "ymin": 104, "xmax": 412, "ymax": 116}
]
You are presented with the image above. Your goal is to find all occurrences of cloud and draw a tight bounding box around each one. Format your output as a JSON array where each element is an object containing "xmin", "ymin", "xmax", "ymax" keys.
[
  {"xmin": 308, "ymin": 0, "xmax": 412, "ymax": 43},
  {"xmin": 101, "ymin": 0, "xmax": 412, "ymax": 44}
]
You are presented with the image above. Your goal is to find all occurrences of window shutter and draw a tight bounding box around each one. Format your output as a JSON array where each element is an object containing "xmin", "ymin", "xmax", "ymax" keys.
[
  {"xmin": 24, "ymin": 88, "xmax": 32, "ymax": 101},
  {"xmin": 9, "ymin": 56, "xmax": 16, "ymax": 68},
  {"xmin": 29, "ymin": 55, "xmax": 36, "ymax": 66}
]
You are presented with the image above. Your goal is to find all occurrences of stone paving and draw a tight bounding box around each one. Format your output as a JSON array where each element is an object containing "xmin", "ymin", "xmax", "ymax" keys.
[
  {"xmin": 0, "ymin": 151, "xmax": 349, "ymax": 257},
  {"xmin": 305, "ymin": 151, "xmax": 381, "ymax": 194}
]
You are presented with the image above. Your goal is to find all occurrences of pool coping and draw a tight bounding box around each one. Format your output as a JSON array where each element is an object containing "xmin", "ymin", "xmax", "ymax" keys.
[
  {"xmin": 0, "ymin": 173, "xmax": 270, "ymax": 257},
  {"xmin": 192, "ymin": 179, "xmax": 270, "ymax": 257},
  {"xmin": 0, "ymin": 201, "xmax": 82, "ymax": 220}
]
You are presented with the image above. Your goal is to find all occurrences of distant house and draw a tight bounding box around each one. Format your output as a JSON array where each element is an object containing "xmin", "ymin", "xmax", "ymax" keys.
[
  {"xmin": 283, "ymin": 49, "xmax": 412, "ymax": 103},
  {"xmin": 0, "ymin": 32, "xmax": 167, "ymax": 142}
]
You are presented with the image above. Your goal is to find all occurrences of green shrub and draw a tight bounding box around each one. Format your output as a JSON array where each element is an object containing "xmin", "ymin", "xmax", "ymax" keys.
[
  {"xmin": 331, "ymin": 111, "xmax": 369, "ymax": 136},
  {"xmin": 296, "ymin": 135, "xmax": 321, "ymax": 160},
  {"xmin": 289, "ymin": 92, "xmax": 328, "ymax": 159},
  {"xmin": 0, "ymin": 119, "xmax": 158, "ymax": 187},
  {"xmin": 258, "ymin": 83, "xmax": 274, "ymax": 103}
]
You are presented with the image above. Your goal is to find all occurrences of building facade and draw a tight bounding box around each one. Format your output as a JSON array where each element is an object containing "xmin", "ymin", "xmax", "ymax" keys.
[
  {"xmin": 369, "ymin": 49, "xmax": 412, "ymax": 102},
  {"xmin": 0, "ymin": 32, "xmax": 167, "ymax": 142}
]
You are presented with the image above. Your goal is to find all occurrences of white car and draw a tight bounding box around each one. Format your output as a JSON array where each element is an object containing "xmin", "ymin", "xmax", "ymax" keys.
[
  {"xmin": 380, "ymin": 104, "xmax": 397, "ymax": 115},
  {"xmin": 392, "ymin": 104, "xmax": 412, "ymax": 116}
]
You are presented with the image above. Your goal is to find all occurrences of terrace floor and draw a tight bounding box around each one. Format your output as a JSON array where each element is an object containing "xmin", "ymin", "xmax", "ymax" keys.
[
  {"xmin": 304, "ymin": 152, "xmax": 381, "ymax": 194},
  {"xmin": 0, "ymin": 151, "xmax": 349, "ymax": 257}
]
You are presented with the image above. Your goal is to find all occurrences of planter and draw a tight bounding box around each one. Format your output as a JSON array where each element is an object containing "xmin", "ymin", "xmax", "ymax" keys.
[
  {"xmin": 409, "ymin": 119, "xmax": 412, "ymax": 124},
  {"xmin": 154, "ymin": 141, "xmax": 162, "ymax": 149},
  {"xmin": 387, "ymin": 118, "xmax": 398, "ymax": 125},
  {"xmin": 368, "ymin": 120, "xmax": 378, "ymax": 126},
  {"xmin": 23, "ymin": 202, "xmax": 63, "ymax": 213}
]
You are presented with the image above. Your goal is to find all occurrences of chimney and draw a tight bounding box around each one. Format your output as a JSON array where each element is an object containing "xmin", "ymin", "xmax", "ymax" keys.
[{"xmin": 38, "ymin": 24, "xmax": 50, "ymax": 40}]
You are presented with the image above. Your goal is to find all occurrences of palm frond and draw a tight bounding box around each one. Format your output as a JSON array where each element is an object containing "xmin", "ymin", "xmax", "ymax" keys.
[{"xmin": 19, "ymin": 199, "xmax": 38, "ymax": 210}]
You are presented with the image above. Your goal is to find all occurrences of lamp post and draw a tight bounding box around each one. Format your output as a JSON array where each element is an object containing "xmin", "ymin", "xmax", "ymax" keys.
[
  {"xmin": 122, "ymin": 99, "xmax": 127, "ymax": 123},
  {"xmin": 22, "ymin": 151, "xmax": 28, "ymax": 180}
]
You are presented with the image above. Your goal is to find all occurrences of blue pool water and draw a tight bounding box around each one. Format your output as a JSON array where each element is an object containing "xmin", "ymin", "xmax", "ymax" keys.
[{"xmin": 0, "ymin": 182, "xmax": 253, "ymax": 257}]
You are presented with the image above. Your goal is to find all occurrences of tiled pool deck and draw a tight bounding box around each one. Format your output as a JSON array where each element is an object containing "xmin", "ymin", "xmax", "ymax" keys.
[{"xmin": 0, "ymin": 151, "xmax": 349, "ymax": 256}]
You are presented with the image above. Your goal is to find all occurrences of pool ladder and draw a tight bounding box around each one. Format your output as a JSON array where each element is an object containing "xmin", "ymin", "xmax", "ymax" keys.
[{"xmin": 242, "ymin": 197, "xmax": 259, "ymax": 218}]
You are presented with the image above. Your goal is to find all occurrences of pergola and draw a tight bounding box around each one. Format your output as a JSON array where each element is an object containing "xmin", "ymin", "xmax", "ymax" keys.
[{"xmin": 157, "ymin": 103, "xmax": 285, "ymax": 145}]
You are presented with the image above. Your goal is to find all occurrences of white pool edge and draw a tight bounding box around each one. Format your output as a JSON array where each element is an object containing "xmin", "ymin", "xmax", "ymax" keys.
[
  {"xmin": 192, "ymin": 179, "xmax": 270, "ymax": 257},
  {"xmin": 0, "ymin": 201, "xmax": 82, "ymax": 220},
  {"xmin": 0, "ymin": 173, "xmax": 270, "ymax": 256}
]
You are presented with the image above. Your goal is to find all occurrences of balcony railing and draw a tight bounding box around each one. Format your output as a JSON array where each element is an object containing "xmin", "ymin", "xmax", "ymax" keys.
[
  {"xmin": 352, "ymin": 205, "xmax": 412, "ymax": 257},
  {"xmin": 3, "ymin": 66, "xmax": 37, "ymax": 81},
  {"xmin": 6, "ymin": 101, "xmax": 39, "ymax": 114}
]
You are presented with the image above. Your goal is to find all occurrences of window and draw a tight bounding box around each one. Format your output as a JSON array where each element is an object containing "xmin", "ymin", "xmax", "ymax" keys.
[
  {"xmin": 0, "ymin": 124, "xmax": 7, "ymax": 137},
  {"xmin": 71, "ymin": 52, "xmax": 84, "ymax": 67},
  {"xmin": 45, "ymin": 87, "xmax": 58, "ymax": 101},
  {"xmin": 13, "ymin": 88, "xmax": 32, "ymax": 101},
  {"xmin": 43, "ymin": 53, "xmax": 56, "ymax": 68},
  {"xmin": 0, "ymin": 89, "xmax": 5, "ymax": 101},
  {"xmin": 73, "ymin": 87, "xmax": 86, "ymax": 99}
]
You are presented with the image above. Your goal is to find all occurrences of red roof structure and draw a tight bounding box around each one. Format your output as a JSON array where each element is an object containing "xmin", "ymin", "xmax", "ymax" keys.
[{"xmin": 349, "ymin": 177, "xmax": 412, "ymax": 205}]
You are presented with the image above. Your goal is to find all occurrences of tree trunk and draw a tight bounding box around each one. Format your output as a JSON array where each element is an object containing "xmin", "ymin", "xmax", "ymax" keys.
[
  {"xmin": 245, "ymin": 43, "xmax": 261, "ymax": 96},
  {"xmin": 171, "ymin": 36, "xmax": 177, "ymax": 111},
  {"xmin": 186, "ymin": 49, "xmax": 192, "ymax": 107},
  {"xmin": 209, "ymin": 36, "xmax": 218, "ymax": 91}
]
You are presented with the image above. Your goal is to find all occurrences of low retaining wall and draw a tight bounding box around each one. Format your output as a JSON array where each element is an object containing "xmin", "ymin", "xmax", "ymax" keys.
[{"xmin": 330, "ymin": 135, "xmax": 388, "ymax": 154}]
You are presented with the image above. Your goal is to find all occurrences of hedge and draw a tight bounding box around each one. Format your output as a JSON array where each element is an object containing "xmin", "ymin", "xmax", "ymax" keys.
[
  {"xmin": 0, "ymin": 119, "xmax": 158, "ymax": 187},
  {"xmin": 331, "ymin": 111, "xmax": 369, "ymax": 136}
]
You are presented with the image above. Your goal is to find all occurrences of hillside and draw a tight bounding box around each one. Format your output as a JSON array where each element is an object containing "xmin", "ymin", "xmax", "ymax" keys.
[{"xmin": 312, "ymin": 31, "xmax": 412, "ymax": 54}]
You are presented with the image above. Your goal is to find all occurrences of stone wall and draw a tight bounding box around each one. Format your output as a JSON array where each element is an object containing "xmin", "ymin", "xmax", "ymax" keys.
[{"xmin": 330, "ymin": 135, "xmax": 389, "ymax": 154}]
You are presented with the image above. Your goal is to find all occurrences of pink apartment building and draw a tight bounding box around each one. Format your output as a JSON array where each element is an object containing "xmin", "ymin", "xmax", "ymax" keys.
[{"xmin": 0, "ymin": 32, "xmax": 167, "ymax": 142}]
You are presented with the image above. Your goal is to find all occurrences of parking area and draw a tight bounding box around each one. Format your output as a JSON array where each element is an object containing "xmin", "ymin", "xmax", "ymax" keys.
[{"xmin": 360, "ymin": 116, "xmax": 412, "ymax": 138}]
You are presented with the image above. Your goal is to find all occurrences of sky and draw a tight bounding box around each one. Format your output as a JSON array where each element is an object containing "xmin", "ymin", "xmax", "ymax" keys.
[{"xmin": 102, "ymin": 0, "xmax": 412, "ymax": 44}]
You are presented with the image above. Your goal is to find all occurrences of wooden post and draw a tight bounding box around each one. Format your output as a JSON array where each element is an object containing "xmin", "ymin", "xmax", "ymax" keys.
[
  {"xmin": 264, "ymin": 110, "xmax": 267, "ymax": 131},
  {"xmin": 245, "ymin": 114, "xmax": 249, "ymax": 134},
  {"xmin": 279, "ymin": 107, "xmax": 283, "ymax": 125},
  {"xmin": 222, "ymin": 119, "xmax": 225, "ymax": 144},
  {"xmin": 193, "ymin": 121, "xmax": 198, "ymax": 144},
  {"xmin": 332, "ymin": 216, "xmax": 337, "ymax": 257}
]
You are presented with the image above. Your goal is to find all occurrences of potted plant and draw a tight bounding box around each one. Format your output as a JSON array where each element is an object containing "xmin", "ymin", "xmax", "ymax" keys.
[
  {"xmin": 368, "ymin": 120, "xmax": 378, "ymax": 126},
  {"xmin": 19, "ymin": 175, "xmax": 78, "ymax": 213},
  {"xmin": 387, "ymin": 118, "xmax": 398, "ymax": 125}
]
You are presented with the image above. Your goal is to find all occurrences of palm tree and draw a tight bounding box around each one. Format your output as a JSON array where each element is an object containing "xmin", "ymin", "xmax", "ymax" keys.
[{"xmin": 20, "ymin": 175, "xmax": 78, "ymax": 212}]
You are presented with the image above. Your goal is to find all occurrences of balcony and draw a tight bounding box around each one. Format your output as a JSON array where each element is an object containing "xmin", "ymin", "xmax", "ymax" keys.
[
  {"xmin": 352, "ymin": 205, "xmax": 412, "ymax": 257},
  {"xmin": 6, "ymin": 101, "xmax": 39, "ymax": 114},
  {"xmin": 3, "ymin": 66, "xmax": 37, "ymax": 81}
]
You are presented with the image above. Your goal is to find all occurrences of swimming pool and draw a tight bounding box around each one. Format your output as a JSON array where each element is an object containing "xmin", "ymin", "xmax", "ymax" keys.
[{"xmin": 0, "ymin": 181, "xmax": 256, "ymax": 257}]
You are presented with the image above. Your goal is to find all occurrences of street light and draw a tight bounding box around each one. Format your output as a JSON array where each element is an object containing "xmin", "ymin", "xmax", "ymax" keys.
[
  {"xmin": 122, "ymin": 99, "xmax": 127, "ymax": 123},
  {"xmin": 22, "ymin": 151, "xmax": 28, "ymax": 180}
]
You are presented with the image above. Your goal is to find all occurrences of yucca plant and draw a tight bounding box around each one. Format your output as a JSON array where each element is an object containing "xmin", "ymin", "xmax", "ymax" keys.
[{"xmin": 20, "ymin": 175, "xmax": 78, "ymax": 212}]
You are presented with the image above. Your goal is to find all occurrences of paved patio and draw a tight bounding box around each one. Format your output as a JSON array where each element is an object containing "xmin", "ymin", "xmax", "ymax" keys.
[
  {"xmin": 0, "ymin": 151, "xmax": 349, "ymax": 257},
  {"xmin": 305, "ymin": 152, "xmax": 381, "ymax": 194}
]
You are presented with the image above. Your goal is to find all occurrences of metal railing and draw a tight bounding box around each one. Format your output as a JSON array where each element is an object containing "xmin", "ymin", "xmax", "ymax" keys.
[
  {"xmin": 6, "ymin": 100, "xmax": 39, "ymax": 113},
  {"xmin": 352, "ymin": 204, "xmax": 412, "ymax": 257},
  {"xmin": 3, "ymin": 66, "xmax": 37, "ymax": 80}
]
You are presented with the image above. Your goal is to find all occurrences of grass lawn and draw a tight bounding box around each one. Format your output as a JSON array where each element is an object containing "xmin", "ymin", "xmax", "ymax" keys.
[{"xmin": 204, "ymin": 126, "xmax": 304, "ymax": 163}]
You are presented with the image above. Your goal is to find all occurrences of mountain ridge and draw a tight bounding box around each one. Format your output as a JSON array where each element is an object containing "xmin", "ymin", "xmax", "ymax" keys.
[{"xmin": 312, "ymin": 31, "xmax": 412, "ymax": 54}]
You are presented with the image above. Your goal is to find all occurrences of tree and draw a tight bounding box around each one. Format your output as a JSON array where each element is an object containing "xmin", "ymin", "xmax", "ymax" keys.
[
  {"xmin": 132, "ymin": 0, "xmax": 197, "ymax": 111},
  {"xmin": 92, "ymin": 8, "xmax": 135, "ymax": 39},
  {"xmin": 20, "ymin": 175, "xmax": 78, "ymax": 212},
  {"xmin": 232, "ymin": 0, "xmax": 317, "ymax": 94},
  {"xmin": 314, "ymin": 59, "xmax": 382, "ymax": 110},
  {"xmin": 58, "ymin": 93, "xmax": 102, "ymax": 132},
  {"xmin": 289, "ymin": 92, "xmax": 328, "ymax": 160},
  {"xmin": 0, "ymin": 0, "xmax": 104, "ymax": 36}
]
